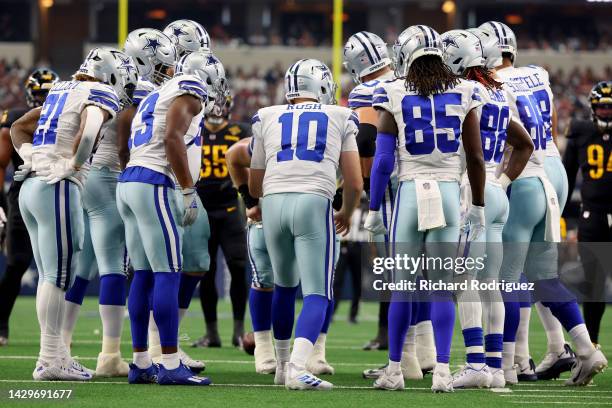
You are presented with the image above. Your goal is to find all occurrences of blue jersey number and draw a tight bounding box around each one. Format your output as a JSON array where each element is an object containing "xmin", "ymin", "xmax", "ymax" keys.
[
  {"xmin": 516, "ymin": 94, "xmax": 546, "ymax": 151},
  {"xmin": 401, "ymin": 93, "xmax": 462, "ymax": 155},
  {"xmin": 129, "ymin": 92, "xmax": 159, "ymax": 149},
  {"xmin": 33, "ymin": 92, "xmax": 69, "ymax": 146},
  {"xmin": 480, "ymin": 103, "xmax": 510, "ymax": 163},
  {"xmin": 532, "ymin": 89, "xmax": 552, "ymax": 142},
  {"xmin": 277, "ymin": 112, "xmax": 328, "ymax": 162}
]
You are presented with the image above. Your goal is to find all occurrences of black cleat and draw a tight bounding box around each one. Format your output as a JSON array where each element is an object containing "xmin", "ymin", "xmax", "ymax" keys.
[
  {"xmin": 517, "ymin": 358, "xmax": 538, "ymax": 381},
  {"xmin": 536, "ymin": 344, "xmax": 577, "ymax": 380}
]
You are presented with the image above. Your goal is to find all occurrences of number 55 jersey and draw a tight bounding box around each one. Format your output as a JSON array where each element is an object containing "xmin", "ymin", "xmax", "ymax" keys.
[{"xmin": 250, "ymin": 102, "xmax": 359, "ymax": 200}]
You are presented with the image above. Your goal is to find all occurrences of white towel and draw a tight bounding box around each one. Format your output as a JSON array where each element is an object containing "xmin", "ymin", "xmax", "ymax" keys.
[
  {"xmin": 539, "ymin": 176, "xmax": 561, "ymax": 243},
  {"xmin": 186, "ymin": 142, "xmax": 202, "ymax": 185},
  {"xmin": 415, "ymin": 179, "xmax": 446, "ymax": 232}
]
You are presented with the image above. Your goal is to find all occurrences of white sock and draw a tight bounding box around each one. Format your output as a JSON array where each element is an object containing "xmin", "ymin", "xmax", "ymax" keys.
[
  {"xmin": 415, "ymin": 320, "xmax": 435, "ymax": 349},
  {"xmin": 435, "ymin": 362, "xmax": 450, "ymax": 374},
  {"xmin": 99, "ymin": 304, "xmax": 124, "ymax": 354},
  {"xmin": 37, "ymin": 282, "xmax": 66, "ymax": 364},
  {"xmin": 569, "ymin": 324, "xmax": 596, "ymax": 358},
  {"xmin": 389, "ymin": 359, "xmax": 401, "ymax": 372},
  {"xmin": 290, "ymin": 337, "xmax": 313, "ymax": 369},
  {"xmin": 254, "ymin": 330, "xmax": 273, "ymax": 347},
  {"xmin": 503, "ymin": 342, "xmax": 515, "ymax": 370},
  {"xmin": 481, "ymin": 288, "xmax": 505, "ymax": 336},
  {"xmin": 535, "ymin": 302, "xmax": 565, "ymax": 353},
  {"xmin": 515, "ymin": 307, "xmax": 531, "ymax": 362},
  {"xmin": 403, "ymin": 326, "xmax": 417, "ymax": 356},
  {"xmin": 133, "ymin": 351, "xmax": 152, "ymax": 369},
  {"xmin": 61, "ymin": 299, "xmax": 81, "ymax": 349},
  {"xmin": 148, "ymin": 312, "xmax": 161, "ymax": 351},
  {"xmin": 162, "ymin": 352, "xmax": 180, "ymax": 370},
  {"xmin": 275, "ymin": 339, "xmax": 291, "ymax": 366},
  {"xmin": 311, "ymin": 333, "xmax": 327, "ymax": 360}
]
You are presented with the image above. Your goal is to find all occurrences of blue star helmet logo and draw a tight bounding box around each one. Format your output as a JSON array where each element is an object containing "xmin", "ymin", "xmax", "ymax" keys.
[
  {"xmin": 143, "ymin": 37, "xmax": 161, "ymax": 54},
  {"xmin": 206, "ymin": 54, "xmax": 219, "ymax": 66},
  {"xmin": 116, "ymin": 53, "xmax": 137, "ymax": 76},
  {"xmin": 442, "ymin": 36, "xmax": 460, "ymax": 49},
  {"xmin": 173, "ymin": 26, "xmax": 187, "ymax": 38},
  {"xmin": 317, "ymin": 65, "xmax": 330, "ymax": 79}
]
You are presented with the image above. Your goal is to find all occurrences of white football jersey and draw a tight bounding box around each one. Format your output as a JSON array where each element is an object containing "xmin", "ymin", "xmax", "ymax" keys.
[
  {"xmin": 32, "ymin": 80, "xmax": 120, "ymax": 184},
  {"xmin": 126, "ymin": 74, "xmax": 206, "ymax": 180},
  {"xmin": 347, "ymin": 71, "xmax": 395, "ymax": 110},
  {"xmin": 497, "ymin": 66, "xmax": 548, "ymax": 177},
  {"xmin": 372, "ymin": 78, "xmax": 482, "ymax": 182},
  {"xmin": 250, "ymin": 102, "xmax": 359, "ymax": 200},
  {"xmin": 132, "ymin": 78, "xmax": 156, "ymax": 107}
]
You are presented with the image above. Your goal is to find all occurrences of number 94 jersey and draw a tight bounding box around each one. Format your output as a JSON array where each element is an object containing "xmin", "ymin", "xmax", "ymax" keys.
[
  {"xmin": 32, "ymin": 80, "xmax": 120, "ymax": 175},
  {"xmin": 127, "ymin": 74, "xmax": 207, "ymax": 180},
  {"xmin": 250, "ymin": 102, "xmax": 359, "ymax": 201},
  {"xmin": 372, "ymin": 78, "xmax": 483, "ymax": 182}
]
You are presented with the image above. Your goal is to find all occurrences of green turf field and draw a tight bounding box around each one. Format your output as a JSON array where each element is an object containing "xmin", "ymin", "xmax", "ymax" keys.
[{"xmin": 0, "ymin": 298, "xmax": 610, "ymax": 407}]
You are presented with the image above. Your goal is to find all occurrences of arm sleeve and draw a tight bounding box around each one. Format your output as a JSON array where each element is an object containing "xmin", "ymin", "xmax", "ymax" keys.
[
  {"xmin": 249, "ymin": 112, "xmax": 266, "ymax": 169},
  {"xmin": 85, "ymin": 84, "xmax": 120, "ymax": 117},
  {"xmin": 369, "ymin": 132, "xmax": 396, "ymax": 211}
]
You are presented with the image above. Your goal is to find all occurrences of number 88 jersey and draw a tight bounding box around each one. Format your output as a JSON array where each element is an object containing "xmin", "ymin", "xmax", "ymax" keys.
[
  {"xmin": 372, "ymin": 78, "xmax": 483, "ymax": 182},
  {"xmin": 126, "ymin": 74, "xmax": 207, "ymax": 180}
]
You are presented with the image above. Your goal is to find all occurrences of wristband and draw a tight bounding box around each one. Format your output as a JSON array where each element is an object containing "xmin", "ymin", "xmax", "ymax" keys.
[
  {"xmin": 496, "ymin": 173, "xmax": 512, "ymax": 190},
  {"xmin": 238, "ymin": 184, "xmax": 259, "ymax": 209}
]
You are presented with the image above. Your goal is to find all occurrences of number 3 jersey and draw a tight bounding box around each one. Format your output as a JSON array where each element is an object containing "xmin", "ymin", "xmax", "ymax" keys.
[
  {"xmin": 250, "ymin": 102, "xmax": 359, "ymax": 200},
  {"xmin": 32, "ymin": 80, "xmax": 120, "ymax": 180},
  {"xmin": 125, "ymin": 74, "xmax": 207, "ymax": 181},
  {"xmin": 372, "ymin": 78, "xmax": 482, "ymax": 182}
]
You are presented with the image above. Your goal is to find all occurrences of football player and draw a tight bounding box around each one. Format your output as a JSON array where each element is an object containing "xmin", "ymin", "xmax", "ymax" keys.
[
  {"xmin": 249, "ymin": 59, "xmax": 362, "ymax": 390},
  {"xmin": 0, "ymin": 68, "xmax": 58, "ymax": 347},
  {"xmin": 226, "ymin": 136, "xmax": 337, "ymax": 376},
  {"xmin": 117, "ymin": 46, "xmax": 213, "ymax": 385},
  {"xmin": 345, "ymin": 30, "xmax": 434, "ymax": 381},
  {"xmin": 363, "ymin": 25, "xmax": 486, "ymax": 392},
  {"xmin": 10, "ymin": 52, "xmax": 123, "ymax": 380},
  {"xmin": 482, "ymin": 21, "xmax": 607, "ymax": 386},
  {"xmin": 441, "ymin": 29, "xmax": 533, "ymax": 388},
  {"xmin": 57, "ymin": 48, "xmax": 137, "ymax": 377},
  {"xmin": 122, "ymin": 28, "xmax": 208, "ymax": 373},
  {"xmin": 561, "ymin": 80, "xmax": 612, "ymax": 365}
]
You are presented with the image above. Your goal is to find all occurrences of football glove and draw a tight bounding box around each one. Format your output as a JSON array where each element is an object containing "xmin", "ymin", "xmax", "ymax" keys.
[
  {"xmin": 181, "ymin": 187, "xmax": 199, "ymax": 226},
  {"xmin": 364, "ymin": 210, "xmax": 387, "ymax": 236},
  {"xmin": 14, "ymin": 143, "xmax": 33, "ymax": 182},
  {"xmin": 460, "ymin": 204, "xmax": 485, "ymax": 242},
  {"xmin": 37, "ymin": 157, "xmax": 78, "ymax": 184}
]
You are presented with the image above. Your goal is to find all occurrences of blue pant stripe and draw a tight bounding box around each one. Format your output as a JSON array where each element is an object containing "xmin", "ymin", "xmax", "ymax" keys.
[
  {"xmin": 162, "ymin": 186, "xmax": 181, "ymax": 272},
  {"xmin": 324, "ymin": 200, "xmax": 331, "ymax": 299},
  {"xmin": 55, "ymin": 182, "xmax": 62, "ymax": 287},
  {"xmin": 154, "ymin": 186, "xmax": 174, "ymax": 272},
  {"xmin": 64, "ymin": 181, "xmax": 73, "ymax": 290},
  {"xmin": 329, "ymin": 203, "xmax": 336, "ymax": 299},
  {"xmin": 389, "ymin": 183, "xmax": 402, "ymax": 283},
  {"xmin": 247, "ymin": 227, "xmax": 261, "ymax": 286}
]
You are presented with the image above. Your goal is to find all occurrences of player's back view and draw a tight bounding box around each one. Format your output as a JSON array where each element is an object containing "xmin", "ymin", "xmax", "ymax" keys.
[{"xmin": 249, "ymin": 59, "xmax": 362, "ymax": 390}]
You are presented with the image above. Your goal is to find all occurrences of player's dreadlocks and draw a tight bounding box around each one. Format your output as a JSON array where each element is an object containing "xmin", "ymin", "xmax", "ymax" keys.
[
  {"xmin": 465, "ymin": 66, "xmax": 503, "ymax": 91},
  {"xmin": 405, "ymin": 55, "xmax": 459, "ymax": 96}
]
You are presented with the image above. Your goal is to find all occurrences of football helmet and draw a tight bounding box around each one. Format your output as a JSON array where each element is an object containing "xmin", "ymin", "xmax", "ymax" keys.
[
  {"xmin": 343, "ymin": 31, "xmax": 391, "ymax": 84},
  {"xmin": 479, "ymin": 21, "xmax": 517, "ymax": 60},
  {"xmin": 124, "ymin": 28, "xmax": 177, "ymax": 85},
  {"xmin": 175, "ymin": 51, "xmax": 228, "ymax": 114},
  {"xmin": 284, "ymin": 59, "xmax": 336, "ymax": 105},
  {"xmin": 76, "ymin": 47, "xmax": 138, "ymax": 107},
  {"xmin": 466, "ymin": 28, "xmax": 502, "ymax": 69},
  {"xmin": 590, "ymin": 81, "xmax": 612, "ymax": 131},
  {"xmin": 441, "ymin": 30, "xmax": 485, "ymax": 75},
  {"xmin": 392, "ymin": 25, "xmax": 443, "ymax": 78},
  {"xmin": 163, "ymin": 19, "xmax": 211, "ymax": 57},
  {"xmin": 25, "ymin": 68, "xmax": 59, "ymax": 108}
]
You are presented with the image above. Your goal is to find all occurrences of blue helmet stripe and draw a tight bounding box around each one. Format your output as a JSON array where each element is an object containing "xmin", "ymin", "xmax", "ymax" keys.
[
  {"xmin": 364, "ymin": 32, "xmax": 381, "ymax": 60},
  {"xmin": 427, "ymin": 26, "xmax": 438, "ymax": 47},
  {"xmin": 292, "ymin": 60, "xmax": 302, "ymax": 92},
  {"xmin": 354, "ymin": 33, "xmax": 375, "ymax": 64},
  {"xmin": 417, "ymin": 25, "xmax": 430, "ymax": 48}
]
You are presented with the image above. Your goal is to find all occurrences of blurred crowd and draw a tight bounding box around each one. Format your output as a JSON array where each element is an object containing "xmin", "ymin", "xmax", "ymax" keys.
[{"xmin": 0, "ymin": 57, "xmax": 609, "ymax": 150}]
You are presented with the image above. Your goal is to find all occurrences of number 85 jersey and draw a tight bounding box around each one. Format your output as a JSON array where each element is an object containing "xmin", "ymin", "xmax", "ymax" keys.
[
  {"xmin": 126, "ymin": 74, "xmax": 207, "ymax": 180},
  {"xmin": 372, "ymin": 78, "xmax": 482, "ymax": 182},
  {"xmin": 250, "ymin": 102, "xmax": 359, "ymax": 200}
]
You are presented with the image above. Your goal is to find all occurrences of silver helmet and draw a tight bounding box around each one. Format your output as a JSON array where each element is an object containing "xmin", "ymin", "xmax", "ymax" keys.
[
  {"xmin": 392, "ymin": 25, "xmax": 443, "ymax": 78},
  {"xmin": 441, "ymin": 30, "xmax": 484, "ymax": 75},
  {"xmin": 343, "ymin": 31, "xmax": 391, "ymax": 84},
  {"xmin": 479, "ymin": 21, "xmax": 517, "ymax": 60},
  {"xmin": 163, "ymin": 19, "xmax": 211, "ymax": 57},
  {"xmin": 175, "ymin": 51, "xmax": 228, "ymax": 114},
  {"xmin": 284, "ymin": 59, "xmax": 336, "ymax": 105},
  {"xmin": 123, "ymin": 28, "xmax": 177, "ymax": 85},
  {"xmin": 76, "ymin": 47, "xmax": 138, "ymax": 107},
  {"xmin": 467, "ymin": 27, "xmax": 502, "ymax": 69}
]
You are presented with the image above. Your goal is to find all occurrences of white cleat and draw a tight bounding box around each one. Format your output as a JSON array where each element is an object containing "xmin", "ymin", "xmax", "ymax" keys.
[
  {"xmin": 274, "ymin": 362, "xmax": 287, "ymax": 385},
  {"xmin": 431, "ymin": 365, "xmax": 453, "ymax": 393},
  {"xmin": 33, "ymin": 359, "xmax": 93, "ymax": 381},
  {"xmin": 254, "ymin": 342, "xmax": 276, "ymax": 374},
  {"xmin": 284, "ymin": 362, "xmax": 332, "ymax": 391},
  {"xmin": 306, "ymin": 358, "xmax": 335, "ymax": 375},
  {"xmin": 95, "ymin": 352, "xmax": 129, "ymax": 377},
  {"xmin": 536, "ymin": 344, "xmax": 576, "ymax": 380},
  {"xmin": 67, "ymin": 357, "xmax": 95, "ymax": 377},
  {"xmin": 565, "ymin": 347, "xmax": 608, "ymax": 386},
  {"xmin": 178, "ymin": 347, "xmax": 206, "ymax": 373},
  {"xmin": 362, "ymin": 364, "xmax": 386, "ymax": 379},
  {"xmin": 504, "ymin": 364, "xmax": 519, "ymax": 385},
  {"xmin": 373, "ymin": 366, "xmax": 404, "ymax": 390},
  {"xmin": 489, "ymin": 367, "xmax": 506, "ymax": 388},
  {"xmin": 400, "ymin": 352, "xmax": 423, "ymax": 380},
  {"xmin": 416, "ymin": 343, "xmax": 436, "ymax": 373},
  {"xmin": 451, "ymin": 364, "xmax": 492, "ymax": 389}
]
